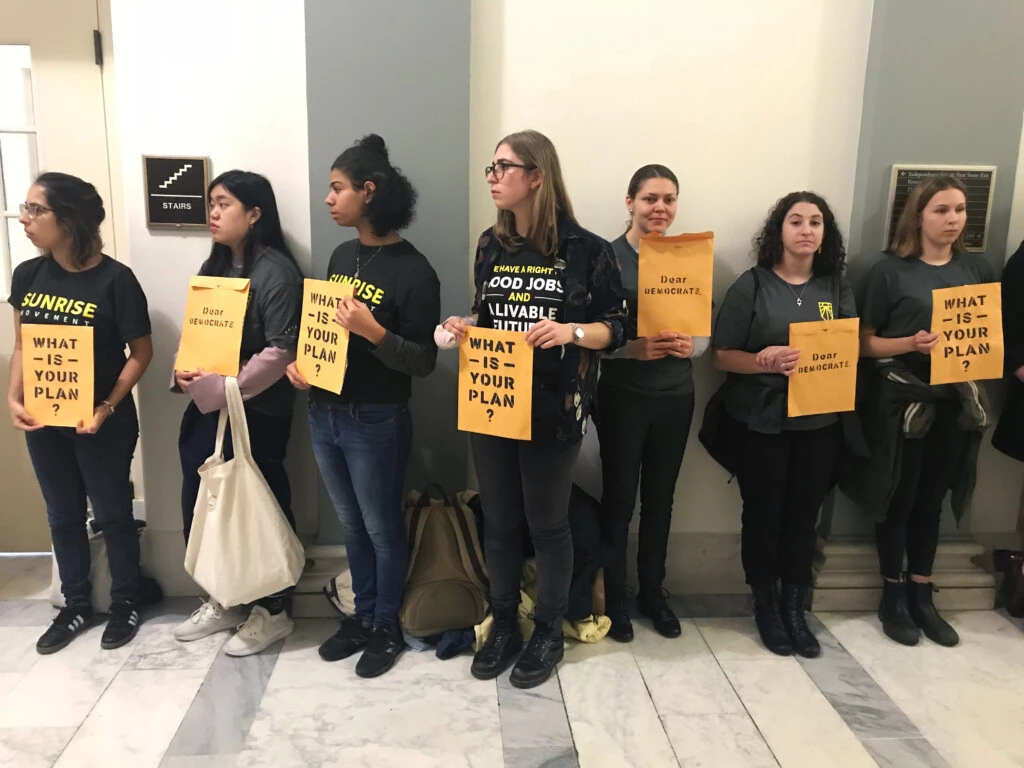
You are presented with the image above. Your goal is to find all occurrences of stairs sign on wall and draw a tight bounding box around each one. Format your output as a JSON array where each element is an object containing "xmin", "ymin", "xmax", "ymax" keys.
[{"xmin": 143, "ymin": 155, "xmax": 211, "ymax": 229}]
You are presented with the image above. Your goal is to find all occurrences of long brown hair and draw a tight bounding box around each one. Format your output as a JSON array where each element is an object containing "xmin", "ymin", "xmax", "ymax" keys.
[
  {"xmin": 493, "ymin": 130, "xmax": 576, "ymax": 257},
  {"xmin": 890, "ymin": 175, "xmax": 967, "ymax": 257}
]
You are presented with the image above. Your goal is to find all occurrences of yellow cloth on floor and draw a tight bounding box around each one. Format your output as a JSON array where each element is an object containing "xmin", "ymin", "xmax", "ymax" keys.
[{"xmin": 473, "ymin": 560, "xmax": 611, "ymax": 649}]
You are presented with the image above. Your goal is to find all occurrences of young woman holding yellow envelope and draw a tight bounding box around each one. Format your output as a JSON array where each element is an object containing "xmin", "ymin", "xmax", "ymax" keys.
[
  {"xmin": 173, "ymin": 171, "xmax": 303, "ymax": 656},
  {"xmin": 597, "ymin": 164, "xmax": 708, "ymax": 643},
  {"xmin": 286, "ymin": 135, "xmax": 440, "ymax": 679},
  {"xmin": 857, "ymin": 176, "xmax": 995, "ymax": 649},
  {"xmin": 711, "ymin": 192, "xmax": 855, "ymax": 658},
  {"xmin": 10, "ymin": 173, "xmax": 152, "ymax": 654},
  {"xmin": 441, "ymin": 130, "xmax": 626, "ymax": 688}
]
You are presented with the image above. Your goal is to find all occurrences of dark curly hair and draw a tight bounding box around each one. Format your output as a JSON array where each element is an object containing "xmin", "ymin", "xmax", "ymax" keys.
[
  {"xmin": 332, "ymin": 134, "xmax": 417, "ymax": 236},
  {"xmin": 754, "ymin": 191, "xmax": 846, "ymax": 276},
  {"xmin": 34, "ymin": 172, "xmax": 105, "ymax": 269}
]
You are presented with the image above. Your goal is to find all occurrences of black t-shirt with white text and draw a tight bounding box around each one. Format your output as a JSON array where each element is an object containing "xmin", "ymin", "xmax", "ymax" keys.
[
  {"xmin": 480, "ymin": 245, "xmax": 564, "ymax": 385},
  {"xmin": 9, "ymin": 255, "xmax": 151, "ymax": 406}
]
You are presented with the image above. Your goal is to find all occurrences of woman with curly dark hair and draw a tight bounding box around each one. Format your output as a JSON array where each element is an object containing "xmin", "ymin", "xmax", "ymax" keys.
[
  {"xmin": 286, "ymin": 135, "xmax": 440, "ymax": 678},
  {"xmin": 710, "ymin": 191, "xmax": 855, "ymax": 657}
]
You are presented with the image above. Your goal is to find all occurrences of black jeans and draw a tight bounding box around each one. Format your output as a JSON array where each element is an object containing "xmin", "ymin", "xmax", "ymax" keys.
[
  {"xmin": 25, "ymin": 399, "xmax": 140, "ymax": 605},
  {"xmin": 178, "ymin": 401, "xmax": 296, "ymax": 603},
  {"xmin": 731, "ymin": 417, "xmax": 842, "ymax": 586},
  {"xmin": 471, "ymin": 431, "xmax": 581, "ymax": 626},
  {"xmin": 876, "ymin": 399, "xmax": 966, "ymax": 579},
  {"xmin": 596, "ymin": 382, "xmax": 694, "ymax": 601}
]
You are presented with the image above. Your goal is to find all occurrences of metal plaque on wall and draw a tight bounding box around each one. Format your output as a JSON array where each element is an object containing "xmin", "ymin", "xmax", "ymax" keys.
[
  {"xmin": 143, "ymin": 156, "xmax": 210, "ymax": 229},
  {"xmin": 884, "ymin": 165, "xmax": 996, "ymax": 253}
]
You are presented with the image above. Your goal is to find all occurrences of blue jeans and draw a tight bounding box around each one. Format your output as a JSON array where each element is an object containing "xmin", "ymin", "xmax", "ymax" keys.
[
  {"xmin": 25, "ymin": 399, "xmax": 140, "ymax": 605},
  {"xmin": 309, "ymin": 401, "xmax": 412, "ymax": 626}
]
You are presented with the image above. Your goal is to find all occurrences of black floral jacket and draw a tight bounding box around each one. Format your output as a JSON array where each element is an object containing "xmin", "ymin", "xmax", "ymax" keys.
[{"xmin": 472, "ymin": 216, "xmax": 627, "ymax": 443}]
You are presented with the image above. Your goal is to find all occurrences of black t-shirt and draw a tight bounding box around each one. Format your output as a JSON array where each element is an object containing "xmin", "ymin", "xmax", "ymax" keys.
[
  {"xmin": 310, "ymin": 239, "xmax": 440, "ymax": 405},
  {"xmin": 479, "ymin": 245, "xmax": 564, "ymax": 386},
  {"xmin": 9, "ymin": 255, "xmax": 151, "ymax": 405},
  {"xmin": 198, "ymin": 248, "xmax": 303, "ymax": 418},
  {"xmin": 713, "ymin": 266, "xmax": 857, "ymax": 431},
  {"xmin": 861, "ymin": 251, "xmax": 995, "ymax": 372}
]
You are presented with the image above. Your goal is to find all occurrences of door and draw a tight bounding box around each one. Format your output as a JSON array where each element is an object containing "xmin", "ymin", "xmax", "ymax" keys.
[{"xmin": 0, "ymin": 0, "xmax": 113, "ymax": 551}]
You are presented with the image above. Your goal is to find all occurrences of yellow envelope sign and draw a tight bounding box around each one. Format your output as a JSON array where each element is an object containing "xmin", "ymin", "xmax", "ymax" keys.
[
  {"xmin": 296, "ymin": 278, "xmax": 354, "ymax": 394},
  {"xmin": 21, "ymin": 324, "xmax": 95, "ymax": 427},
  {"xmin": 458, "ymin": 327, "xmax": 533, "ymax": 440},
  {"xmin": 175, "ymin": 276, "xmax": 250, "ymax": 376},
  {"xmin": 637, "ymin": 231, "xmax": 714, "ymax": 337},
  {"xmin": 931, "ymin": 282, "xmax": 1003, "ymax": 385},
  {"xmin": 787, "ymin": 318, "xmax": 860, "ymax": 417}
]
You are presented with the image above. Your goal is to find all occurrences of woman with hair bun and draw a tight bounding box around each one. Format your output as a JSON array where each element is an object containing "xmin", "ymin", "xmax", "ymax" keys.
[
  {"xmin": 287, "ymin": 135, "xmax": 441, "ymax": 678},
  {"xmin": 10, "ymin": 172, "xmax": 153, "ymax": 654}
]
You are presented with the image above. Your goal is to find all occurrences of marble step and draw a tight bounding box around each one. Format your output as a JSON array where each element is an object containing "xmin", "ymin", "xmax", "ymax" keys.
[{"xmin": 813, "ymin": 585, "xmax": 995, "ymax": 612}]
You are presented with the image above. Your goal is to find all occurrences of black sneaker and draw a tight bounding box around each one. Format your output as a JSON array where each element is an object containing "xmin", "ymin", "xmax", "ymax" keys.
[
  {"xmin": 319, "ymin": 615, "xmax": 372, "ymax": 662},
  {"xmin": 37, "ymin": 604, "xmax": 94, "ymax": 655},
  {"xmin": 101, "ymin": 601, "xmax": 141, "ymax": 650},
  {"xmin": 355, "ymin": 621, "xmax": 405, "ymax": 678}
]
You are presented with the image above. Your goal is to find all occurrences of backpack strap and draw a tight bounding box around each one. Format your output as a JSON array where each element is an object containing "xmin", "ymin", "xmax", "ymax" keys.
[{"xmin": 448, "ymin": 494, "xmax": 490, "ymax": 592}]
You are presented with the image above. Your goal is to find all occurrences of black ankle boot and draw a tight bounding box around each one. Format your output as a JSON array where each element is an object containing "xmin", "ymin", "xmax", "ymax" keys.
[
  {"xmin": 637, "ymin": 588, "xmax": 681, "ymax": 639},
  {"xmin": 906, "ymin": 579, "xmax": 959, "ymax": 647},
  {"xmin": 509, "ymin": 620, "xmax": 564, "ymax": 689},
  {"xmin": 780, "ymin": 584, "xmax": 820, "ymax": 658},
  {"xmin": 606, "ymin": 594, "xmax": 634, "ymax": 643},
  {"xmin": 878, "ymin": 576, "xmax": 920, "ymax": 646},
  {"xmin": 471, "ymin": 607, "xmax": 523, "ymax": 680},
  {"xmin": 751, "ymin": 583, "xmax": 793, "ymax": 656}
]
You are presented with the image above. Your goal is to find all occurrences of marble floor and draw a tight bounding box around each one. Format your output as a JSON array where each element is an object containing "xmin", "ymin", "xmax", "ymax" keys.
[{"xmin": 2, "ymin": 555, "xmax": 1023, "ymax": 768}]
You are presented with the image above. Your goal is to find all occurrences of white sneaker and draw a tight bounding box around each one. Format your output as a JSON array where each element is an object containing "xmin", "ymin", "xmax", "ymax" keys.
[
  {"xmin": 223, "ymin": 606, "xmax": 294, "ymax": 657},
  {"xmin": 173, "ymin": 599, "xmax": 246, "ymax": 642}
]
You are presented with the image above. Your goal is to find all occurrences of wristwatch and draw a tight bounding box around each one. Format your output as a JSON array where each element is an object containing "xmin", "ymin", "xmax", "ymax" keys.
[{"xmin": 571, "ymin": 323, "xmax": 584, "ymax": 345}]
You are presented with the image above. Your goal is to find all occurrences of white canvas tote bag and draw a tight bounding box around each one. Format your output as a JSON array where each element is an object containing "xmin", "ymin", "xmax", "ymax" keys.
[{"xmin": 184, "ymin": 377, "xmax": 304, "ymax": 607}]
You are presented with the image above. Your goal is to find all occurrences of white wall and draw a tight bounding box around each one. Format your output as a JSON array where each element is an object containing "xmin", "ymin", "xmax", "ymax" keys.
[
  {"xmin": 109, "ymin": 0, "xmax": 313, "ymax": 592},
  {"xmin": 470, "ymin": 0, "xmax": 875, "ymax": 533}
]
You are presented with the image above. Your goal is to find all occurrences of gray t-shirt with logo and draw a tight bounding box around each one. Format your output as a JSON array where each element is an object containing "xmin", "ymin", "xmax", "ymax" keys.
[{"xmin": 712, "ymin": 265, "xmax": 857, "ymax": 432}]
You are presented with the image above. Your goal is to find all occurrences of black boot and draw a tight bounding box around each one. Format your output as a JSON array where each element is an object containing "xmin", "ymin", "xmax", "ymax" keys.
[
  {"xmin": 906, "ymin": 579, "xmax": 959, "ymax": 647},
  {"xmin": 471, "ymin": 607, "xmax": 523, "ymax": 680},
  {"xmin": 637, "ymin": 588, "xmax": 681, "ymax": 639},
  {"xmin": 877, "ymin": 577, "xmax": 920, "ymax": 646},
  {"xmin": 319, "ymin": 614, "xmax": 372, "ymax": 662},
  {"xmin": 751, "ymin": 583, "xmax": 793, "ymax": 656},
  {"xmin": 355, "ymin": 620, "xmax": 405, "ymax": 678},
  {"xmin": 509, "ymin": 620, "xmax": 564, "ymax": 689},
  {"xmin": 780, "ymin": 584, "xmax": 820, "ymax": 658},
  {"xmin": 606, "ymin": 593, "xmax": 634, "ymax": 643}
]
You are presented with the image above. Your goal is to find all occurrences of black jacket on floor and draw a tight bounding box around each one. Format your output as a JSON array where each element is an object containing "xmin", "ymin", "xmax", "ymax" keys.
[{"xmin": 993, "ymin": 242, "xmax": 1024, "ymax": 462}]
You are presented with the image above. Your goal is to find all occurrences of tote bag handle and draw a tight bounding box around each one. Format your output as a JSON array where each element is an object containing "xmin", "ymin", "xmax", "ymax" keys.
[{"xmin": 223, "ymin": 376, "xmax": 253, "ymax": 461}]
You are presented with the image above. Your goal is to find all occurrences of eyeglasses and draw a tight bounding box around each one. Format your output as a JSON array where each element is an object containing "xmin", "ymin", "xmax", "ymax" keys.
[
  {"xmin": 19, "ymin": 202, "xmax": 52, "ymax": 219},
  {"xmin": 484, "ymin": 161, "xmax": 535, "ymax": 181}
]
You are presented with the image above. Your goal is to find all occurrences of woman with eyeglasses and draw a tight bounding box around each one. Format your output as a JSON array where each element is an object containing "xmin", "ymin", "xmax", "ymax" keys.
[
  {"xmin": 439, "ymin": 130, "xmax": 626, "ymax": 689},
  {"xmin": 10, "ymin": 173, "xmax": 153, "ymax": 654},
  {"xmin": 286, "ymin": 135, "xmax": 440, "ymax": 678},
  {"xmin": 173, "ymin": 170, "xmax": 304, "ymax": 657}
]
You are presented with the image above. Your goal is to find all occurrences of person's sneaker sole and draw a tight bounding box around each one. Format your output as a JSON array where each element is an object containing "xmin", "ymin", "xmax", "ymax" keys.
[
  {"xmin": 223, "ymin": 619, "xmax": 294, "ymax": 657},
  {"xmin": 36, "ymin": 617, "xmax": 95, "ymax": 656}
]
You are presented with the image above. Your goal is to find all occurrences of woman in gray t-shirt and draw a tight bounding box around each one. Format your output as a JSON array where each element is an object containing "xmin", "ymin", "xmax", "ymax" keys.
[
  {"xmin": 711, "ymin": 191, "xmax": 856, "ymax": 659},
  {"xmin": 860, "ymin": 175, "xmax": 995, "ymax": 649}
]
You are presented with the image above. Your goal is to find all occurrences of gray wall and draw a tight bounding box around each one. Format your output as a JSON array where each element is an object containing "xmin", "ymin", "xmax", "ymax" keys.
[
  {"xmin": 830, "ymin": 0, "xmax": 1024, "ymax": 537},
  {"xmin": 304, "ymin": 0, "xmax": 472, "ymax": 541}
]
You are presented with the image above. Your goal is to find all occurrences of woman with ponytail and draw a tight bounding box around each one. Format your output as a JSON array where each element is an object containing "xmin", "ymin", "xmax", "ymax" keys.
[
  {"xmin": 286, "ymin": 135, "xmax": 441, "ymax": 678},
  {"xmin": 10, "ymin": 173, "xmax": 152, "ymax": 654}
]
